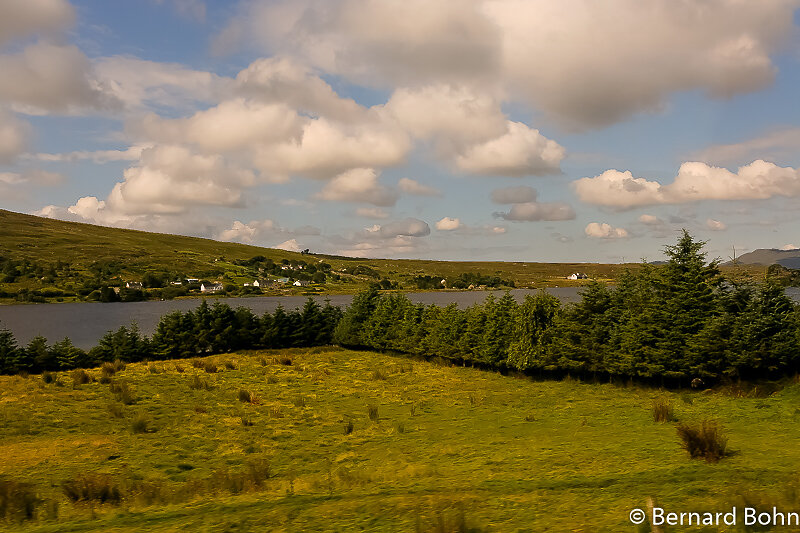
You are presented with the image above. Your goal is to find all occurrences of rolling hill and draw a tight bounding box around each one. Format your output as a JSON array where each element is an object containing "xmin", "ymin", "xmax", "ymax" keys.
[{"xmin": 733, "ymin": 248, "xmax": 800, "ymax": 268}]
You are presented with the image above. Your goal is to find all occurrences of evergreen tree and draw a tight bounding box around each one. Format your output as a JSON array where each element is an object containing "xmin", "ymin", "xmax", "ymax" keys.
[
  {"xmin": 0, "ymin": 326, "xmax": 24, "ymax": 374},
  {"xmin": 27, "ymin": 335, "xmax": 53, "ymax": 372},
  {"xmin": 333, "ymin": 285, "xmax": 380, "ymax": 347}
]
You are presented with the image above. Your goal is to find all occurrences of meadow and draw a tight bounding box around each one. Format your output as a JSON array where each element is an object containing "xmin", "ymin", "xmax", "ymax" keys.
[{"xmin": 2, "ymin": 348, "xmax": 800, "ymax": 532}]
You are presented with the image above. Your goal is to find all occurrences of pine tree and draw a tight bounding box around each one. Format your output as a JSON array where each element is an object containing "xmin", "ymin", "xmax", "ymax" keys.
[
  {"xmin": 0, "ymin": 326, "xmax": 23, "ymax": 374},
  {"xmin": 333, "ymin": 285, "xmax": 380, "ymax": 347}
]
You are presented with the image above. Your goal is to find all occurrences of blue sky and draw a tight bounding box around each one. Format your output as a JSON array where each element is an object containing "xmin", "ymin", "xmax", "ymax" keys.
[{"xmin": 3, "ymin": 0, "xmax": 800, "ymax": 263}]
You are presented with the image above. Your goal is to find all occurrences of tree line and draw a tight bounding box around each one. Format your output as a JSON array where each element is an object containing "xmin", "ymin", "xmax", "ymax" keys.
[{"xmin": 1, "ymin": 232, "xmax": 798, "ymax": 384}]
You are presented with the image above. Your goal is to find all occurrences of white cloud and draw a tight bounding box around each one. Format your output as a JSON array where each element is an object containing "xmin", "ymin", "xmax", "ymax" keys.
[
  {"xmin": 574, "ymin": 160, "xmax": 800, "ymax": 209},
  {"xmin": 494, "ymin": 202, "xmax": 575, "ymax": 222},
  {"xmin": 106, "ymin": 145, "xmax": 256, "ymax": 215},
  {"xmin": 491, "ymin": 185, "xmax": 537, "ymax": 204},
  {"xmin": 94, "ymin": 56, "xmax": 229, "ymax": 110},
  {"xmin": 397, "ymin": 177, "xmax": 441, "ymax": 197},
  {"xmin": 0, "ymin": 109, "xmax": 31, "ymax": 163},
  {"xmin": 364, "ymin": 218, "xmax": 430, "ymax": 238},
  {"xmin": 0, "ymin": 0, "xmax": 74, "ymax": 46},
  {"xmin": 355, "ymin": 207, "xmax": 389, "ymax": 219},
  {"xmin": 215, "ymin": 219, "xmax": 320, "ymax": 245},
  {"xmin": 638, "ymin": 214, "xmax": 663, "ymax": 225},
  {"xmin": 0, "ymin": 43, "xmax": 119, "ymax": 114},
  {"xmin": 275, "ymin": 239, "xmax": 302, "ymax": 252},
  {"xmin": 585, "ymin": 222, "xmax": 629, "ymax": 239},
  {"xmin": 692, "ymin": 128, "xmax": 800, "ymax": 166},
  {"xmin": 0, "ymin": 168, "xmax": 64, "ymax": 186},
  {"xmin": 780, "ymin": 244, "xmax": 799, "ymax": 251},
  {"xmin": 30, "ymin": 144, "xmax": 150, "ymax": 163},
  {"xmin": 216, "ymin": 0, "xmax": 795, "ymax": 129},
  {"xmin": 435, "ymin": 217, "xmax": 463, "ymax": 231},
  {"xmin": 706, "ymin": 218, "xmax": 727, "ymax": 231},
  {"xmin": 317, "ymin": 168, "xmax": 398, "ymax": 206},
  {"xmin": 454, "ymin": 121, "xmax": 564, "ymax": 176}
]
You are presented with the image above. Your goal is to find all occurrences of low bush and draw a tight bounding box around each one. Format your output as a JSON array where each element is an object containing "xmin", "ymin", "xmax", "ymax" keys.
[
  {"xmin": 0, "ymin": 478, "xmax": 40, "ymax": 522},
  {"xmin": 131, "ymin": 414, "xmax": 152, "ymax": 434},
  {"xmin": 189, "ymin": 375, "xmax": 212, "ymax": 391},
  {"xmin": 653, "ymin": 398, "xmax": 675, "ymax": 423},
  {"xmin": 224, "ymin": 360, "xmax": 237, "ymax": 370},
  {"xmin": 677, "ymin": 420, "xmax": 728, "ymax": 462},
  {"xmin": 71, "ymin": 369, "xmax": 92, "ymax": 387},
  {"xmin": 41, "ymin": 371, "xmax": 54, "ymax": 384},
  {"xmin": 109, "ymin": 381, "xmax": 136, "ymax": 405},
  {"xmin": 203, "ymin": 362, "xmax": 218, "ymax": 374},
  {"xmin": 238, "ymin": 389, "xmax": 260, "ymax": 405},
  {"xmin": 62, "ymin": 475, "xmax": 121, "ymax": 505},
  {"xmin": 344, "ymin": 420, "xmax": 354, "ymax": 435},
  {"xmin": 367, "ymin": 404, "xmax": 379, "ymax": 422}
]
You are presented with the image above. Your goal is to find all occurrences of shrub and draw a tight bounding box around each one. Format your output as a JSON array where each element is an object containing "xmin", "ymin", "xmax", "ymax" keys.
[
  {"xmin": 524, "ymin": 413, "xmax": 536, "ymax": 422},
  {"xmin": 258, "ymin": 356, "xmax": 267, "ymax": 366},
  {"xmin": 371, "ymin": 368, "xmax": 388, "ymax": 381},
  {"xmin": 344, "ymin": 420, "xmax": 354, "ymax": 435},
  {"xmin": 110, "ymin": 381, "xmax": 136, "ymax": 405},
  {"xmin": 238, "ymin": 389, "xmax": 260, "ymax": 405},
  {"xmin": 193, "ymin": 405, "xmax": 208, "ymax": 413},
  {"xmin": 269, "ymin": 406, "xmax": 282, "ymax": 418},
  {"xmin": 71, "ymin": 369, "xmax": 92, "ymax": 387},
  {"xmin": 0, "ymin": 478, "xmax": 39, "ymax": 522},
  {"xmin": 653, "ymin": 398, "xmax": 675, "ymax": 423},
  {"xmin": 62, "ymin": 475, "xmax": 121, "ymax": 505},
  {"xmin": 148, "ymin": 363, "xmax": 160, "ymax": 374},
  {"xmin": 189, "ymin": 375, "xmax": 212, "ymax": 391},
  {"xmin": 131, "ymin": 414, "xmax": 151, "ymax": 434},
  {"xmin": 395, "ymin": 421, "xmax": 406, "ymax": 433},
  {"xmin": 100, "ymin": 362, "xmax": 116, "ymax": 377},
  {"xmin": 203, "ymin": 362, "xmax": 218, "ymax": 374},
  {"xmin": 41, "ymin": 371, "xmax": 54, "ymax": 384},
  {"xmin": 191, "ymin": 359, "xmax": 204, "ymax": 369},
  {"xmin": 224, "ymin": 360, "xmax": 237, "ymax": 370},
  {"xmin": 266, "ymin": 375, "xmax": 279, "ymax": 384},
  {"xmin": 367, "ymin": 404, "xmax": 379, "ymax": 422},
  {"xmin": 278, "ymin": 356, "xmax": 292, "ymax": 366},
  {"xmin": 174, "ymin": 363, "xmax": 185, "ymax": 373},
  {"xmin": 112, "ymin": 359, "xmax": 126, "ymax": 372},
  {"xmin": 108, "ymin": 403, "xmax": 125, "ymax": 419},
  {"xmin": 677, "ymin": 420, "xmax": 728, "ymax": 462},
  {"xmin": 293, "ymin": 395, "xmax": 306, "ymax": 408}
]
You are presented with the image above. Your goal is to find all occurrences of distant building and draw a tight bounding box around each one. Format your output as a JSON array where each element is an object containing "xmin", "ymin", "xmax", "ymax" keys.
[
  {"xmin": 567, "ymin": 273, "xmax": 589, "ymax": 280},
  {"xmin": 200, "ymin": 283, "xmax": 224, "ymax": 293},
  {"xmin": 293, "ymin": 280, "xmax": 310, "ymax": 287},
  {"xmin": 186, "ymin": 278, "xmax": 199, "ymax": 283},
  {"xmin": 276, "ymin": 277, "xmax": 290, "ymax": 284},
  {"xmin": 125, "ymin": 281, "xmax": 143, "ymax": 290}
]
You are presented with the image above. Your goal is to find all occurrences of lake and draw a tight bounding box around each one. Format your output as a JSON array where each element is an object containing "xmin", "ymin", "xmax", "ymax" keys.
[{"xmin": 2, "ymin": 287, "xmax": 799, "ymax": 349}]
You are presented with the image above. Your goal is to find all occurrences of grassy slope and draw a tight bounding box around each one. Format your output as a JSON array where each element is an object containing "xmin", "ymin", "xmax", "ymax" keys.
[{"xmin": 2, "ymin": 349, "xmax": 799, "ymax": 531}]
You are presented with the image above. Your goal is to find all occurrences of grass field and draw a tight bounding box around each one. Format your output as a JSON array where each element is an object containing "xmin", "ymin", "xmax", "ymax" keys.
[{"xmin": 1, "ymin": 348, "xmax": 799, "ymax": 531}]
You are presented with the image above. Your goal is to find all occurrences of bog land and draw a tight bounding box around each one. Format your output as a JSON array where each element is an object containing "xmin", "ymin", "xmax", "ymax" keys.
[{"xmin": 1, "ymin": 348, "xmax": 799, "ymax": 531}]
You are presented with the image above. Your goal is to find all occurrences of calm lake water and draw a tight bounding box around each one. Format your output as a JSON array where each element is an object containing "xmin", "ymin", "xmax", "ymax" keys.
[{"xmin": 2, "ymin": 287, "xmax": 799, "ymax": 349}]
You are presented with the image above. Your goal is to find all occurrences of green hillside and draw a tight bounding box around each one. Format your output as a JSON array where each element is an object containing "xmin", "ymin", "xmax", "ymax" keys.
[
  {"xmin": 1, "ymin": 348, "xmax": 798, "ymax": 531},
  {"xmin": 0, "ymin": 209, "xmax": 763, "ymax": 304}
]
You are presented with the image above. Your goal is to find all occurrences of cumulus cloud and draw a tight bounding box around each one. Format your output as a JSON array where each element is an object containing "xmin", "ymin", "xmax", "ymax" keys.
[
  {"xmin": 0, "ymin": 43, "xmax": 120, "ymax": 114},
  {"xmin": 364, "ymin": 218, "xmax": 430, "ymax": 238},
  {"xmin": 692, "ymin": 128, "xmax": 800, "ymax": 166},
  {"xmin": 0, "ymin": 109, "xmax": 31, "ymax": 163},
  {"xmin": 275, "ymin": 239, "xmax": 302, "ymax": 252},
  {"xmin": 397, "ymin": 177, "xmax": 441, "ymax": 197},
  {"xmin": 0, "ymin": 0, "xmax": 74, "ymax": 46},
  {"xmin": 638, "ymin": 214, "xmax": 663, "ymax": 225},
  {"xmin": 216, "ymin": 219, "xmax": 321, "ymax": 245},
  {"xmin": 454, "ymin": 122, "xmax": 564, "ymax": 176},
  {"xmin": 435, "ymin": 217, "xmax": 462, "ymax": 231},
  {"xmin": 95, "ymin": 56, "xmax": 230, "ymax": 110},
  {"xmin": 491, "ymin": 185, "xmax": 538, "ymax": 204},
  {"xmin": 585, "ymin": 222, "xmax": 629, "ymax": 239},
  {"xmin": 317, "ymin": 168, "xmax": 398, "ymax": 206},
  {"xmin": 31, "ymin": 144, "xmax": 150, "ymax": 163},
  {"xmin": 106, "ymin": 145, "xmax": 256, "ymax": 215},
  {"xmin": 780, "ymin": 244, "xmax": 799, "ymax": 251},
  {"xmin": 355, "ymin": 207, "xmax": 389, "ymax": 219},
  {"xmin": 706, "ymin": 218, "xmax": 727, "ymax": 231},
  {"xmin": 494, "ymin": 202, "xmax": 575, "ymax": 222},
  {"xmin": 574, "ymin": 160, "xmax": 800, "ymax": 209},
  {"xmin": 215, "ymin": 0, "xmax": 795, "ymax": 129}
]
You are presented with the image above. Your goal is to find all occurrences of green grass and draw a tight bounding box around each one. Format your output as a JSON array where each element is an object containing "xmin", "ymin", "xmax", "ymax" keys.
[
  {"xmin": 1, "ymin": 349, "xmax": 800, "ymax": 531},
  {"xmin": 5, "ymin": 208, "xmax": 767, "ymax": 304}
]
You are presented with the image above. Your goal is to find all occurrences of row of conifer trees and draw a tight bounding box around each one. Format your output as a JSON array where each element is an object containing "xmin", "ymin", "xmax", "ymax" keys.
[{"xmin": 1, "ymin": 232, "xmax": 798, "ymax": 383}]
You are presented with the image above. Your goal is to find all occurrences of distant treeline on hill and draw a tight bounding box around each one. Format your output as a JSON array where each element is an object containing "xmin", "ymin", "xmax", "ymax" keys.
[{"xmin": 1, "ymin": 232, "xmax": 798, "ymax": 385}]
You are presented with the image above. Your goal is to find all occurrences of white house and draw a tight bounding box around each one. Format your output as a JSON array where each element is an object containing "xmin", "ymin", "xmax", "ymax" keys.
[
  {"xmin": 200, "ymin": 283, "xmax": 224, "ymax": 293},
  {"xmin": 125, "ymin": 281, "xmax": 143, "ymax": 290},
  {"xmin": 567, "ymin": 273, "xmax": 589, "ymax": 280},
  {"xmin": 293, "ymin": 280, "xmax": 310, "ymax": 287}
]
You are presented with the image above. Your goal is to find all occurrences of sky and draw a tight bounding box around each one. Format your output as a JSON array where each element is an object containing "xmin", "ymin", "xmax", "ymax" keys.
[{"xmin": 2, "ymin": 0, "xmax": 800, "ymax": 263}]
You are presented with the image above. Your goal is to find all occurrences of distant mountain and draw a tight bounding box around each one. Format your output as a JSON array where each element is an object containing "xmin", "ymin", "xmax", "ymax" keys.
[{"xmin": 730, "ymin": 248, "xmax": 800, "ymax": 268}]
